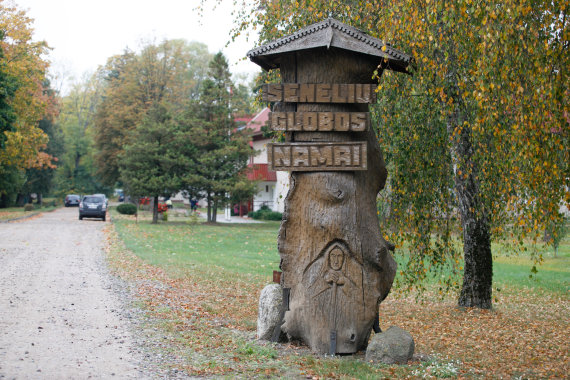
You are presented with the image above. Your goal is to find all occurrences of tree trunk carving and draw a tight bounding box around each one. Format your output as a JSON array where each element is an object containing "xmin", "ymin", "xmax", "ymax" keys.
[{"xmin": 277, "ymin": 48, "xmax": 397, "ymax": 353}]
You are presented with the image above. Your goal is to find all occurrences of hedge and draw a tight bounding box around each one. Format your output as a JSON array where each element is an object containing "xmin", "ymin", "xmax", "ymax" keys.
[
  {"xmin": 248, "ymin": 206, "xmax": 283, "ymax": 221},
  {"xmin": 117, "ymin": 203, "xmax": 137, "ymax": 215}
]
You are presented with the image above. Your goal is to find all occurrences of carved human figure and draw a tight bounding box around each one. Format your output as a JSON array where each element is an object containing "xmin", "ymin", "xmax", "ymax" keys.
[{"xmin": 305, "ymin": 242, "xmax": 363, "ymax": 350}]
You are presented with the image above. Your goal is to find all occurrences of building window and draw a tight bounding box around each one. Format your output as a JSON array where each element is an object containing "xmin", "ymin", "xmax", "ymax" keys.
[{"xmin": 266, "ymin": 185, "xmax": 269, "ymax": 192}]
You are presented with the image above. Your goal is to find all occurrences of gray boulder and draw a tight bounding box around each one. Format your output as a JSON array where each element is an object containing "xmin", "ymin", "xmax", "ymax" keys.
[
  {"xmin": 257, "ymin": 284, "xmax": 283, "ymax": 340},
  {"xmin": 365, "ymin": 326, "xmax": 414, "ymax": 364}
]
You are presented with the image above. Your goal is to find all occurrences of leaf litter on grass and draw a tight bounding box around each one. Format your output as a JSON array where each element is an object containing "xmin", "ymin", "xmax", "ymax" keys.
[{"xmin": 104, "ymin": 221, "xmax": 569, "ymax": 379}]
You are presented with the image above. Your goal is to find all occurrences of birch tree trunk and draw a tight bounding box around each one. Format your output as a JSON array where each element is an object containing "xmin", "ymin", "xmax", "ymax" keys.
[{"xmin": 447, "ymin": 106, "xmax": 493, "ymax": 309}]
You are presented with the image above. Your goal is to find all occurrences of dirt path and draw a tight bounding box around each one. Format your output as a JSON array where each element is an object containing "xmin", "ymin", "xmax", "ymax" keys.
[{"xmin": 0, "ymin": 207, "xmax": 146, "ymax": 379}]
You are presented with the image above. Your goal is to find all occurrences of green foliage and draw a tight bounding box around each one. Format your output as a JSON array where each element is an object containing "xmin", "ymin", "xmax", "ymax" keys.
[
  {"xmin": 544, "ymin": 216, "xmax": 568, "ymax": 257},
  {"xmin": 23, "ymin": 203, "xmax": 33, "ymax": 211},
  {"xmin": 249, "ymin": 205, "xmax": 283, "ymax": 221},
  {"xmin": 0, "ymin": 165, "xmax": 24, "ymax": 207},
  {"xmin": 230, "ymin": 76, "xmax": 260, "ymax": 118},
  {"xmin": 182, "ymin": 52, "xmax": 253, "ymax": 222},
  {"xmin": 116, "ymin": 203, "xmax": 137, "ymax": 215},
  {"xmin": 54, "ymin": 74, "xmax": 107, "ymax": 197},
  {"xmin": 230, "ymin": 176, "xmax": 258, "ymax": 208},
  {"xmin": 94, "ymin": 40, "xmax": 213, "ymax": 186},
  {"xmin": 119, "ymin": 104, "xmax": 187, "ymax": 223},
  {"xmin": 21, "ymin": 110, "xmax": 65, "ymax": 200},
  {"xmin": 0, "ymin": 30, "xmax": 18, "ymax": 151},
  {"xmin": 0, "ymin": 2, "xmax": 55, "ymax": 172},
  {"xmin": 224, "ymin": 0, "xmax": 569, "ymax": 308}
]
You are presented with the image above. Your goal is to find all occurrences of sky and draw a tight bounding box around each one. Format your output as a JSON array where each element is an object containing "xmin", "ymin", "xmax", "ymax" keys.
[{"xmin": 13, "ymin": 0, "xmax": 261, "ymax": 89}]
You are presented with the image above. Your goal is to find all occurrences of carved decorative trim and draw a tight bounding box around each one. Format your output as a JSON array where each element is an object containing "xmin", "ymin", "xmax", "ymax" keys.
[{"xmin": 247, "ymin": 18, "xmax": 412, "ymax": 72}]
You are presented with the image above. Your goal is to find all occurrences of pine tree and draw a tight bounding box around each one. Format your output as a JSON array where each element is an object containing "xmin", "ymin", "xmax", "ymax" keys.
[
  {"xmin": 119, "ymin": 104, "xmax": 186, "ymax": 224},
  {"xmin": 183, "ymin": 52, "xmax": 252, "ymax": 222}
]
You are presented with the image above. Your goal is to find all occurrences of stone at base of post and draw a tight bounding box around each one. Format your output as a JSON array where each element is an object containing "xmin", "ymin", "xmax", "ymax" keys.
[
  {"xmin": 257, "ymin": 284, "xmax": 283, "ymax": 341},
  {"xmin": 365, "ymin": 326, "xmax": 415, "ymax": 364}
]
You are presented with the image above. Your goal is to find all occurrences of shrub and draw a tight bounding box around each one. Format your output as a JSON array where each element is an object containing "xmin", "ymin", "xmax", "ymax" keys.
[
  {"xmin": 263, "ymin": 211, "xmax": 283, "ymax": 221},
  {"xmin": 117, "ymin": 203, "xmax": 137, "ymax": 215},
  {"xmin": 157, "ymin": 203, "xmax": 168, "ymax": 213},
  {"xmin": 23, "ymin": 204, "xmax": 34, "ymax": 212},
  {"xmin": 250, "ymin": 207, "xmax": 283, "ymax": 221}
]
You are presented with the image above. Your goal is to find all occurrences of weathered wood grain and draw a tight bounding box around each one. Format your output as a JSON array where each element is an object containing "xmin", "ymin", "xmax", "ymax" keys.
[
  {"xmin": 269, "ymin": 112, "xmax": 370, "ymax": 132},
  {"xmin": 275, "ymin": 48, "xmax": 397, "ymax": 354},
  {"xmin": 262, "ymin": 83, "xmax": 377, "ymax": 103},
  {"xmin": 268, "ymin": 142, "xmax": 367, "ymax": 171}
]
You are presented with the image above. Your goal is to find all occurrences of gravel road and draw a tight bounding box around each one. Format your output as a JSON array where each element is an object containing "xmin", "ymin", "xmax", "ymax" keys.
[{"xmin": 0, "ymin": 207, "xmax": 148, "ymax": 379}]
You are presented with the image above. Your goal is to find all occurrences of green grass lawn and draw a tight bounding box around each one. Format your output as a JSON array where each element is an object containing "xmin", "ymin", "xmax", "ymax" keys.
[
  {"xmin": 108, "ymin": 207, "xmax": 569, "ymax": 378},
  {"xmin": 113, "ymin": 207, "xmax": 569, "ymax": 291},
  {"xmin": 113, "ymin": 216, "xmax": 281, "ymax": 279}
]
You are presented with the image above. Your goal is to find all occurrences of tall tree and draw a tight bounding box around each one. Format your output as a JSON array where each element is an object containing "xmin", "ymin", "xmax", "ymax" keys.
[
  {"xmin": 231, "ymin": 79, "xmax": 259, "ymax": 118},
  {"xmin": 55, "ymin": 73, "xmax": 107, "ymax": 195},
  {"xmin": 0, "ymin": 30, "xmax": 17, "ymax": 151},
  {"xmin": 93, "ymin": 50, "xmax": 141, "ymax": 186},
  {"xmin": 0, "ymin": 29, "xmax": 19, "ymax": 207},
  {"xmin": 18, "ymin": 119, "xmax": 64, "ymax": 205},
  {"xmin": 19, "ymin": 83, "xmax": 65, "ymax": 205},
  {"xmin": 183, "ymin": 52, "xmax": 252, "ymax": 222},
  {"xmin": 0, "ymin": 0, "xmax": 55, "ymax": 172},
  {"xmin": 94, "ymin": 40, "xmax": 213, "ymax": 186},
  {"xmin": 224, "ymin": 0, "xmax": 569, "ymax": 308},
  {"xmin": 119, "ymin": 104, "xmax": 186, "ymax": 224}
]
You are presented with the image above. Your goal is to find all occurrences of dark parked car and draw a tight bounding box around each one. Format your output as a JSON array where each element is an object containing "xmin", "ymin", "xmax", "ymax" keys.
[
  {"xmin": 64, "ymin": 194, "xmax": 80, "ymax": 207},
  {"xmin": 93, "ymin": 193, "xmax": 108, "ymax": 207},
  {"xmin": 79, "ymin": 195, "xmax": 107, "ymax": 221}
]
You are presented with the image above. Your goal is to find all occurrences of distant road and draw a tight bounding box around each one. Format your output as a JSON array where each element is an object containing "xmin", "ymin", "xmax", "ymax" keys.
[{"xmin": 0, "ymin": 207, "xmax": 145, "ymax": 378}]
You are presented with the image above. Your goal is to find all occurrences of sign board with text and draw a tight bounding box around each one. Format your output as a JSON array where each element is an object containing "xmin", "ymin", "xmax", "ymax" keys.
[
  {"xmin": 268, "ymin": 142, "xmax": 367, "ymax": 171},
  {"xmin": 269, "ymin": 112, "xmax": 370, "ymax": 132}
]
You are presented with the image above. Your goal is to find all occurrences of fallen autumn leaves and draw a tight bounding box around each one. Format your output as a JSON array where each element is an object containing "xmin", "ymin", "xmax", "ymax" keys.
[{"xmin": 103, "ymin": 221, "xmax": 569, "ymax": 378}]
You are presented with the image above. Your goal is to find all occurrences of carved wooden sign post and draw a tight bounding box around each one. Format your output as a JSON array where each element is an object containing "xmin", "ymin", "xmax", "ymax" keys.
[{"xmin": 248, "ymin": 18, "xmax": 412, "ymax": 354}]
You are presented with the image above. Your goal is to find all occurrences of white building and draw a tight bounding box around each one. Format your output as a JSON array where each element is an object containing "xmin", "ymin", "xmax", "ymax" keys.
[{"xmin": 246, "ymin": 108, "xmax": 289, "ymax": 212}]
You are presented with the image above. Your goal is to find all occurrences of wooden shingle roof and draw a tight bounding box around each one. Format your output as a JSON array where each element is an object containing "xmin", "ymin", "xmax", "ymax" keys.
[{"xmin": 247, "ymin": 18, "xmax": 412, "ymax": 73}]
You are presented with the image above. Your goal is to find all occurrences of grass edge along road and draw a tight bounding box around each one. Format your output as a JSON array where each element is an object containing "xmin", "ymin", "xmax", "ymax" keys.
[
  {"xmin": 0, "ymin": 206, "xmax": 59, "ymax": 222},
  {"xmin": 105, "ymin": 209, "xmax": 569, "ymax": 378}
]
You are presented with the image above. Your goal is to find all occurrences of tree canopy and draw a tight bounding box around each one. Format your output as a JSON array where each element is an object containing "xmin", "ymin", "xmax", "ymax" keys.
[
  {"xmin": 0, "ymin": 1, "xmax": 58, "ymax": 205},
  {"xmin": 181, "ymin": 52, "xmax": 252, "ymax": 222},
  {"xmin": 119, "ymin": 103, "xmax": 188, "ymax": 223},
  {"xmin": 54, "ymin": 74, "xmax": 107, "ymax": 196},
  {"xmin": 94, "ymin": 40, "xmax": 213, "ymax": 187},
  {"xmin": 222, "ymin": 0, "xmax": 569, "ymax": 308},
  {"xmin": 0, "ymin": 0, "xmax": 56, "ymax": 171}
]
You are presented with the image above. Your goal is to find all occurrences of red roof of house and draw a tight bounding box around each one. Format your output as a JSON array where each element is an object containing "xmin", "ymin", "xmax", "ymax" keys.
[
  {"xmin": 245, "ymin": 108, "xmax": 270, "ymax": 136},
  {"xmin": 235, "ymin": 115, "xmax": 255, "ymax": 124},
  {"xmin": 247, "ymin": 163, "xmax": 277, "ymax": 182}
]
